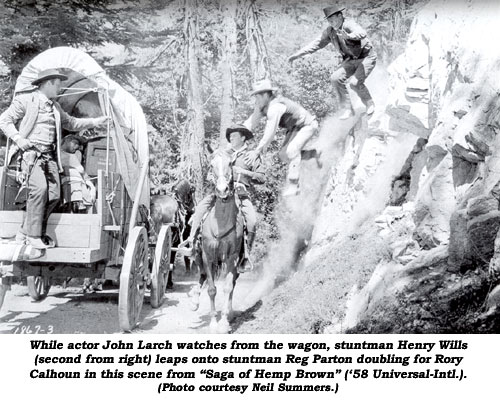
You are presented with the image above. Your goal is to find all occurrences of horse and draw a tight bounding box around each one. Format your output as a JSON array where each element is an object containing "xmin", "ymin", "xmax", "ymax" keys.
[
  {"xmin": 150, "ymin": 179, "xmax": 196, "ymax": 287},
  {"xmin": 189, "ymin": 150, "xmax": 244, "ymax": 333}
]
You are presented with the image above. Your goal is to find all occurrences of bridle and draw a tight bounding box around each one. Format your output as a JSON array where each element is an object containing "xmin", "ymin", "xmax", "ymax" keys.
[{"xmin": 212, "ymin": 152, "xmax": 235, "ymax": 201}]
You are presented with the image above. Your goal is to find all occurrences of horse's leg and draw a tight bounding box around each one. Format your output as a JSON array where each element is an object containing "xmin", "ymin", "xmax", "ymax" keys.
[
  {"xmin": 218, "ymin": 256, "xmax": 238, "ymax": 333},
  {"xmin": 188, "ymin": 266, "xmax": 206, "ymax": 311},
  {"xmin": 166, "ymin": 270, "xmax": 173, "ymax": 289},
  {"xmin": 202, "ymin": 250, "xmax": 218, "ymax": 333}
]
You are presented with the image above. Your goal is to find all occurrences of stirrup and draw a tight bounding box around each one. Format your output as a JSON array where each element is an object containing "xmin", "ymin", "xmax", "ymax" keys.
[
  {"xmin": 177, "ymin": 239, "xmax": 193, "ymax": 257},
  {"xmin": 238, "ymin": 258, "xmax": 254, "ymax": 274}
]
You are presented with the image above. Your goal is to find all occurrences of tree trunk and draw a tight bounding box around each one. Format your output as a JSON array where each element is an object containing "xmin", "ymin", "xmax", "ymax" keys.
[
  {"xmin": 219, "ymin": 0, "xmax": 238, "ymax": 145},
  {"xmin": 245, "ymin": 0, "xmax": 270, "ymax": 82},
  {"xmin": 180, "ymin": 0, "xmax": 205, "ymax": 201}
]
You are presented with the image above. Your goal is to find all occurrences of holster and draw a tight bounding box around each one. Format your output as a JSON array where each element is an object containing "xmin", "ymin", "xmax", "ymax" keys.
[{"xmin": 18, "ymin": 150, "xmax": 39, "ymax": 185}]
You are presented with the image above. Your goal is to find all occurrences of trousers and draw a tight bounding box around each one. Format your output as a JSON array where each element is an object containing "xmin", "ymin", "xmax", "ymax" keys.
[
  {"xmin": 190, "ymin": 194, "xmax": 257, "ymax": 236},
  {"xmin": 331, "ymin": 51, "xmax": 377, "ymax": 108},
  {"xmin": 20, "ymin": 152, "xmax": 60, "ymax": 238},
  {"xmin": 279, "ymin": 120, "xmax": 319, "ymax": 182}
]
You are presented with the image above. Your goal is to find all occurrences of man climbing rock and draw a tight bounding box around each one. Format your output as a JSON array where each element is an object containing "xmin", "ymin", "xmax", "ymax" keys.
[
  {"xmin": 182, "ymin": 124, "xmax": 265, "ymax": 273},
  {"xmin": 288, "ymin": 5, "xmax": 377, "ymax": 119},
  {"xmin": 244, "ymin": 79, "xmax": 318, "ymax": 197}
]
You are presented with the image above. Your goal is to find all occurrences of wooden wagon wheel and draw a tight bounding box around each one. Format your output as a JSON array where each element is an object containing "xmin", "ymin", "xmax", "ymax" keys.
[
  {"xmin": 150, "ymin": 224, "xmax": 172, "ymax": 308},
  {"xmin": 27, "ymin": 276, "xmax": 51, "ymax": 301},
  {"xmin": 0, "ymin": 285, "xmax": 8, "ymax": 311},
  {"xmin": 118, "ymin": 226, "xmax": 148, "ymax": 332}
]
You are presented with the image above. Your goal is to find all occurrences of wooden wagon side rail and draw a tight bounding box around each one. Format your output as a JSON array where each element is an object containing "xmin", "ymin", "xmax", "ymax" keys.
[{"xmin": 128, "ymin": 161, "xmax": 149, "ymax": 234}]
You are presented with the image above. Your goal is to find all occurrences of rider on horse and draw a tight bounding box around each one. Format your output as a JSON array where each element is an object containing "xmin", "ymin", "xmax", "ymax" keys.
[{"xmin": 183, "ymin": 124, "xmax": 265, "ymax": 273}]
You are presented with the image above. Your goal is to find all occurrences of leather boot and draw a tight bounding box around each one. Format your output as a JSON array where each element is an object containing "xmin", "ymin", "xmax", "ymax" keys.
[{"xmin": 238, "ymin": 231, "xmax": 256, "ymax": 273}]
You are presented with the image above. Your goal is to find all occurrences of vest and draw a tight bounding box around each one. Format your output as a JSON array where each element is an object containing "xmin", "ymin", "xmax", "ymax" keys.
[{"xmin": 269, "ymin": 96, "xmax": 316, "ymax": 132}]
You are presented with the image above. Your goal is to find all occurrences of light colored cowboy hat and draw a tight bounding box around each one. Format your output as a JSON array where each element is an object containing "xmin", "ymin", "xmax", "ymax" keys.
[
  {"xmin": 323, "ymin": 6, "xmax": 345, "ymax": 19},
  {"xmin": 250, "ymin": 79, "xmax": 278, "ymax": 96},
  {"xmin": 226, "ymin": 124, "xmax": 254, "ymax": 142},
  {"xmin": 31, "ymin": 68, "xmax": 68, "ymax": 86}
]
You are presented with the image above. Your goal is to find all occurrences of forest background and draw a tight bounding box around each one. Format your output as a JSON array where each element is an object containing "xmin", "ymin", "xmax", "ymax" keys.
[{"xmin": 0, "ymin": 0, "xmax": 422, "ymax": 260}]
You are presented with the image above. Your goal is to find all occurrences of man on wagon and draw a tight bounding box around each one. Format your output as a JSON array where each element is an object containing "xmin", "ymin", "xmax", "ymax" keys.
[
  {"xmin": 243, "ymin": 79, "xmax": 318, "ymax": 197},
  {"xmin": 288, "ymin": 5, "xmax": 377, "ymax": 119},
  {"xmin": 0, "ymin": 68, "xmax": 108, "ymax": 249},
  {"xmin": 183, "ymin": 124, "xmax": 265, "ymax": 273},
  {"xmin": 60, "ymin": 134, "xmax": 96, "ymax": 213}
]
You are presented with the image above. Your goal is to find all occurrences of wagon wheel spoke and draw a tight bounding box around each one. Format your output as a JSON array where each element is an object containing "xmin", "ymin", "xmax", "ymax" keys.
[
  {"xmin": 119, "ymin": 226, "xmax": 148, "ymax": 332},
  {"xmin": 150, "ymin": 224, "xmax": 172, "ymax": 308},
  {"xmin": 27, "ymin": 276, "xmax": 51, "ymax": 301}
]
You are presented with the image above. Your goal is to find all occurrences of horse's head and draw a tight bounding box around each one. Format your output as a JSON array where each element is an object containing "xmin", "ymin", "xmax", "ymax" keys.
[
  {"xmin": 173, "ymin": 178, "xmax": 196, "ymax": 212},
  {"xmin": 210, "ymin": 150, "xmax": 234, "ymax": 200}
]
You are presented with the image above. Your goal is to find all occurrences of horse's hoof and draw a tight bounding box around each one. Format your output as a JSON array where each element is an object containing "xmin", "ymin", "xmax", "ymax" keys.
[
  {"xmin": 188, "ymin": 285, "xmax": 200, "ymax": 297},
  {"xmin": 217, "ymin": 319, "xmax": 230, "ymax": 334},
  {"xmin": 189, "ymin": 301, "xmax": 200, "ymax": 311},
  {"xmin": 209, "ymin": 320, "xmax": 218, "ymax": 334}
]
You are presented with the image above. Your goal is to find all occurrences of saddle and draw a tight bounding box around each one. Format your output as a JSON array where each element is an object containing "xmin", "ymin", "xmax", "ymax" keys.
[{"xmin": 190, "ymin": 196, "xmax": 246, "ymax": 258}]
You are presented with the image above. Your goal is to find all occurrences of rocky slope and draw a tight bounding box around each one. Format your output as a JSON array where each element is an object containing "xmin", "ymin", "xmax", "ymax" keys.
[{"xmin": 237, "ymin": 0, "xmax": 500, "ymax": 334}]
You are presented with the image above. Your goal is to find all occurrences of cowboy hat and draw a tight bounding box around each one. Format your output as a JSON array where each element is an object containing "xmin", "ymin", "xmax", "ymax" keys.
[
  {"xmin": 250, "ymin": 79, "xmax": 278, "ymax": 96},
  {"xmin": 226, "ymin": 124, "xmax": 254, "ymax": 142},
  {"xmin": 323, "ymin": 6, "xmax": 345, "ymax": 19},
  {"xmin": 31, "ymin": 68, "xmax": 68, "ymax": 86},
  {"xmin": 62, "ymin": 134, "xmax": 84, "ymax": 144}
]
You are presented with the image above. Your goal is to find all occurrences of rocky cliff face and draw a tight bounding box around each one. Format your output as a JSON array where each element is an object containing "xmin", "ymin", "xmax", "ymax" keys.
[
  {"xmin": 307, "ymin": 0, "xmax": 500, "ymax": 333},
  {"xmin": 237, "ymin": 0, "xmax": 500, "ymax": 334}
]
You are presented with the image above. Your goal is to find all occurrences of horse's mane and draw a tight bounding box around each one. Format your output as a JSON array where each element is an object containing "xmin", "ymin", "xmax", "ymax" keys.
[{"xmin": 211, "ymin": 148, "xmax": 232, "ymax": 161}]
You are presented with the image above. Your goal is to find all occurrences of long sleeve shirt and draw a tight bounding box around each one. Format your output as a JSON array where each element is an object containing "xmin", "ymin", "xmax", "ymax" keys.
[
  {"xmin": 291, "ymin": 19, "xmax": 373, "ymax": 61},
  {"xmin": 0, "ymin": 90, "xmax": 102, "ymax": 169},
  {"xmin": 229, "ymin": 144, "xmax": 265, "ymax": 197}
]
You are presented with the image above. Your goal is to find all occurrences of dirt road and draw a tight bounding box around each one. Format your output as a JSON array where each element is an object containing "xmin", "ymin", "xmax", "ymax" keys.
[{"xmin": 0, "ymin": 270, "xmax": 260, "ymax": 334}]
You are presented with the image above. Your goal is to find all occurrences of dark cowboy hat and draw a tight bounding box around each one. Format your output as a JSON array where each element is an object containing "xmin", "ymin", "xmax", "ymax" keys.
[
  {"xmin": 323, "ymin": 6, "xmax": 345, "ymax": 19},
  {"xmin": 62, "ymin": 134, "xmax": 83, "ymax": 144},
  {"xmin": 226, "ymin": 124, "xmax": 254, "ymax": 142},
  {"xmin": 32, "ymin": 68, "xmax": 68, "ymax": 86}
]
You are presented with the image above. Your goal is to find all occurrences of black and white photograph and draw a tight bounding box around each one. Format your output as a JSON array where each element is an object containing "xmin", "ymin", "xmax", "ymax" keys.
[{"xmin": 0, "ymin": 0, "xmax": 500, "ymax": 337}]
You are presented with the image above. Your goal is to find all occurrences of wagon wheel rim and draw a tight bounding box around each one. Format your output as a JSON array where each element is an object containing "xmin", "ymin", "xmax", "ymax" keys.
[
  {"xmin": 150, "ymin": 224, "xmax": 172, "ymax": 308},
  {"xmin": 27, "ymin": 276, "xmax": 51, "ymax": 301},
  {"xmin": 119, "ymin": 226, "xmax": 148, "ymax": 332},
  {"xmin": 0, "ymin": 284, "xmax": 9, "ymax": 311}
]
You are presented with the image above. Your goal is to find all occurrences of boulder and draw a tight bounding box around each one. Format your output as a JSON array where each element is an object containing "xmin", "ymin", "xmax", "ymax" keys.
[
  {"xmin": 389, "ymin": 137, "xmax": 427, "ymax": 206},
  {"xmin": 489, "ymin": 231, "xmax": 500, "ymax": 275},
  {"xmin": 467, "ymin": 211, "xmax": 500, "ymax": 266},
  {"xmin": 486, "ymin": 284, "xmax": 500, "ymax": 312},
  {"xmin": 413, "ymin": 154, "xmax": 454, "ymax": 248}
]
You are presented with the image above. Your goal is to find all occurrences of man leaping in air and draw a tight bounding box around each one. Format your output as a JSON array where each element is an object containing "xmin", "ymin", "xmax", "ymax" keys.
[
  {"xmin": 288, "ymin": 5, "xmax": 377, "ymax": 120},
  {"xmin": 244, "ymin": 79, "xmax": 318, "ymax": 197}
]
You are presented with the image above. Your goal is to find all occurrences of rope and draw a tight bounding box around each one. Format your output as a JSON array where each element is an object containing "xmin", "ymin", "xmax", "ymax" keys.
[
  {"xmin": 58, "ymin": 87, "xmax": 101, "ymax": 97},
  {"xmin": 105, "ymin": 176, "xmax": 121, "ymax": 226}
]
